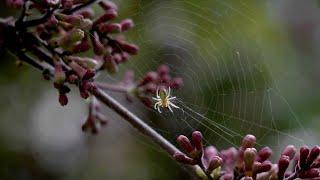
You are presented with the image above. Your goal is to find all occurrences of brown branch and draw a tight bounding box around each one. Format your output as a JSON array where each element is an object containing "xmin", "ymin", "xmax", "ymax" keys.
[
  {"xmin": 95, "ymin": 82, "xmax": 129, "ymax": 93},
  {"xmin": 62, "ymin": 0, "xmax": 98, "ymax": 15}
]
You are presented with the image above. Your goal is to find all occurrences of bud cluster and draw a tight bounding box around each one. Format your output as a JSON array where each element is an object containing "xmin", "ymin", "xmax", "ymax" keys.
[
  {"xmin": 100, "ymin": 65, "xmax": 183, "ymax": 108},
  {"xmin": 174, "ymin": 132, "xmax": 320, "ymax": 180},
  {"xmin": 3, "ymin": 0, "xmax": 140, "ymax": 106},
  {"xmin": 82, "ymin": 97, "xmax": 108, "ymax": 134},
  {"xmin": 1, "ymin": 0, "xmax": 140, "ymax": 134}
]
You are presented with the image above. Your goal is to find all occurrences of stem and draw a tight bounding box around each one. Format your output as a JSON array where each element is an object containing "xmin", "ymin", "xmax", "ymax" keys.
[
  {"xmin": 91, "ymin": 88, "xmax": 178, "ymax": 155},
  {"xmin": 10, "ymin": 46, "xmax": 200, "ymax": 178},
  {"xmin": 95, "ymin": 82, "xmax": 129, "ymax": 93},
  {"xmin": 62, "ymin": 0, "xmax": 98, "ymax": 15},
  {"xmin": 17, "ymin": 8, "xmax": 56, "ymax": 29}
]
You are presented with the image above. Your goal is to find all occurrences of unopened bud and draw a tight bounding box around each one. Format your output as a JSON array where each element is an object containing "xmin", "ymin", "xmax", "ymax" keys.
[
  {"xmin": 120, "ymin": 19, "xmax": 134, "ymax": 32},
  {"xmin": 207, "ymin": 156, "xmax": 222, "ymax": 173},
  {"xmin": 306, "ymin": 146, "xmax": 320, "ymax": 167},
  {"xmin": 299, "ymin": 168, "xmax": 320, "ymax": 179},
  {"xmin": 173, "ymin": 152, "xmax": 195, "ymax": 165},
  {"xmin": 59, "ymin": 93, "xmax": 68, "ymax": 106},
  {"xmin": 278, "ymin": 155, "xmax": 290, "ymax": 179},
  {"xmin": 244, "ymin": 148, "xmax": 257, "ymax": 173},
  {"xmin": 281, "ymin": 145, "xmax": 296, "ymax": 160},
  {"xmin": 120, "ymin": 42, "xmax": 139, "ymax": 55},
  {"xmin": 242, "ymin": 134, "xmax": 256, "ymax": 149},
  {"xmin": 98, "ymin": 1, "xmax": 118, "ymax": 11},
  {"xmin": 299, "ymin": 145, "xmax": 309, "ymax": 169},
  {"xmin": 257, "ymin": 146, "xmax": 272, "ymax": 162},
  {"xmin": 192, "ymin": 131, "xmax": 203, "ymax": 151},
  {"xmin": 177, "ymin": 135, "xmax": 194, "ymax": 154},
  {"xmin": 99, "ymin": 23, "xmax": 121, "ymax": 34},
  {"xmin": 94, "ymin": 9, "xmax": 117, "ymax": 25}
]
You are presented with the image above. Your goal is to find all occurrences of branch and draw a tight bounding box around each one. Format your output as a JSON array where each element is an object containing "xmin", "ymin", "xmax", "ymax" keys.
[
  {"xmin": 91, "ymin": 87, "xmax": 179, "ymax": 155},
  {"xmin": 17, "ymin": 8, "xmax": 55, "ymax": 29},
  {"xmin": 62, "ymin": 0, "xmax": 98, "ymax": 15},
  {"xmin": 95, "ymin": 82, "xmax": 129, "ymax": 93}
]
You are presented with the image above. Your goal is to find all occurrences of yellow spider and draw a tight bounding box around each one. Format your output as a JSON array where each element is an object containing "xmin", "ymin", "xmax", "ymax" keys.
[{"xmin": 152, "ymin": 87, "xmax": 179, "ymax": 113}]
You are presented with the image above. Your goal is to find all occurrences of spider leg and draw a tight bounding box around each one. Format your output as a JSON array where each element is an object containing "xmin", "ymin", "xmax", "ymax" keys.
[
  {"xmin": 154, "ymin": 102, "xmax": 160, "ymax": 110},
  {"xmin": 168, "ymin": 87, "xmax": 171, "ymax": 97},
  {"xmin": 152, "ymin": 97, "xmax": 160, "ymax": 101},
  {"xmin": 168, "ymin": 105, "xmax": 173, "ymax": 112},
  {"xmin": 156, "ymin": 88, "xmax": 160, "ymax": 98},
  {"xmin": 170, "ymin": 102, "xmax": 179, "ymax": 109},
  {"xmin": 157, "ymin": 106, "xmax": 162, "ymax": 113},
  {"xmin": 168, "ymin": 96, "xmax": 176, "ymax": 100}
]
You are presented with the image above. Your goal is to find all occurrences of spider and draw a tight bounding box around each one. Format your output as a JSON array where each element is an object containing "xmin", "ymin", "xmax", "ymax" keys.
[{"xmin": 152, "ymin": 87, "xmax": 179, "ymax": 113}]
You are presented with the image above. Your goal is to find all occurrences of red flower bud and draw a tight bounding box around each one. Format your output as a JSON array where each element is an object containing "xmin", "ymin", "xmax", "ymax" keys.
[
  {"xmin": 207, "ymin": 156, "xmax": 222, "ymax": 173},
  {"xmin": 192, "ymin": 131, "xmax": 203, "ymax": 151},
  {"xmin": 120, "ymin": 42, "xmax": 139, "ymax": 55},
  {"xmin": 177, "ymin": 135, "xmax": 194, "ymax": 154},
  {"xmin": 59, "ymin": 93, "xmax": 68, "ymax": 106},
  {"xmin": 257, "ymin": 146, "xmax": 272, "ymax": 162},
  {"xmin": 173, "ymin": 152, "xmax": 196, "ymax": 165},
  {"xmin": 98, "ymin": 23, "xmax": 121, "ymax": 34},
  {"xmin": 299, "ymin": 168, "xmax": 320, "ymax": 179},
  {"xmin": 241, "ymin": 134, "xmax": 256, "ymax": 149},
  {"xmin": 281, "ymin": 145, "xmax": 296, "ymax": 160},
  {"xmin": 278, "ymin": 155, "xmax": 290, "ymax": 179},
  {"xmin": 306, "ymin": 146, "xmax": 320, "ymax": 167},
  {"xmin": 299, "ymin": 145, "xmax": 309, "ymax": 169},
  {"xmin": 98, "ymin": 0, "xmax": 118, "ymax": 11},
  {"xmin": 94, "ymin": 9, "xmax": 117, "ymax": 25},
  {"xmin": 120, "ymin": 19, "xmax": 134, "ymax": 32}
]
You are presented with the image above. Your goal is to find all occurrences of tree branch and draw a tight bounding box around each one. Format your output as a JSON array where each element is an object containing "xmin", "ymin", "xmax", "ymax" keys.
[
  {"xmin": 95, "ymin": 82, "xmax": 129, "ymax": 93},
  {"xmin": 62, "ymin": 0, "xmax": 98, "ymax": 15}
]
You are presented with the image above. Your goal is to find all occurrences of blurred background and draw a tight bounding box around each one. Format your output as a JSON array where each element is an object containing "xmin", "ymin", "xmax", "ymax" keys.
[{"xmin": 1, "ymin": 0, "xmax": 320, "ymax": 179}]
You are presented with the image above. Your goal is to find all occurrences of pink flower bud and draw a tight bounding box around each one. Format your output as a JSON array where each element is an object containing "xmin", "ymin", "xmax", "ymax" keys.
[
  {"xmin": 177, "ymin": 135, "xmax": 194, "ymax": 154},
  {"xmin": 171, "ymin": 77, "xmax": 183, "ymax": 89},
  {"xmin": 221, "ymin": 173, "xmax": 233, "ymax": 180},
  {"xmin": 204, "ymin": 146, "xmax": 218, "ymax": 162},
  {"xmin": 120, "ymin": 42, "xmax": 139, "ymax": 55},
  {"xmin": 103, "ymin": 55, "xmax": 118, "ymax": 74},
  {"xmin": 68, "ymin": 61, "xmax": 94, "ymax": 80},
  {"xmin": 260, "ymin": 161, "xmax": 272, "ymax": 172},
  {"xmin": 94, "ymin": 9, "xmax": 117, "ymax": 25},
  {"xmin": 138, "ymin": 71, "xmax": 158, "ymax": 86},
  {"xmin": 173, "ymin": 152, "xmax": 196, "ymax": 165},
  {"xmin": 120, "ymin": 19, "xmax": 134, "ymax": 32},
  {"xmin": 306, "ymin": 146, "xmax": 320, "ymax": 167},
  {"xmin": 6, "ymin": 0, "xmax": 23, "ymax": 8},
  {"xmin": 98, "ymin": 0, "xmax": 118, "ymax": 11},
  {"xmin": 98, "ymin": 23, "xmax": 121, "ymax": 34},
  {"xmin": 192, "ymin": 131, "xmax": 203, "ymax": 151},
  {"xmin": 257, "ymin": 146, "xmax": 272, "ymax": 162},
  {"xmin": 157, "ymin": 64, "xmax": 170, "ymax": 76},
  {"xmin": 61, "ymin": 0, "xmax": 73, "ymax": 9},
  {"xmin": 244, "ymin": 148, "xmax": 257, "ymax": 173},
  {"xmin": 299, "ymin": 145, "xmax": 309, "ymax": 168},
  {"xmin": 277, "ymin": 155, "xmax": 290, "ymax": 179},
  {"xmin": 207, "ymin": 156, "xmax": 222, "ymax": 173},
  {"xmin": 91, "ymin": 32, "xmax": 105, "ymax": 56},
  {"xmin": 72, "ymin": 38, "xmax": 91, "ymax": 53},
  {"xmin": 242, "ymin": 134, "xmax": 256, "ymax": 149},
  {"xmin": 299, "ymin": 168, "xmax": 320, "ymax": 179},
  {"xmin": 77, "ymin": 8, "xmax": 95, "ymax": 18},
  {"xmin": 59, "ymin": 93, "xmax": 68, "ymax": 106},
  {"xmin": 281, "ymin": 145, "xmax": 296, "ymax": 160},
  {"xmin": 54, "ymin": 60, "xmax": 66, "ymax": 84}
]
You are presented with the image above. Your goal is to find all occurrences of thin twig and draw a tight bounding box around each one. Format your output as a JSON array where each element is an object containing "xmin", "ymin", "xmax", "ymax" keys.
[
  {"xmin": 95, "ymin": 82, "xmax": 129, "ymax": 93},
  {"xmin": 62, "ymin": 0, "xmax": 98, "ymax": 15},
  {"xmin": 18, "ymin": 8, "xmax": 55, "ymax": 29}
]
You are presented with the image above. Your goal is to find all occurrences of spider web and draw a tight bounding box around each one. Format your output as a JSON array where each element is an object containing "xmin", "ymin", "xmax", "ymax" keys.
[{"xmin": 103, "ymin": 0, "xmax": 315, "ymax": 151}]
